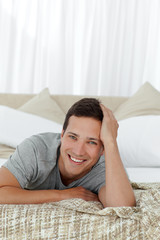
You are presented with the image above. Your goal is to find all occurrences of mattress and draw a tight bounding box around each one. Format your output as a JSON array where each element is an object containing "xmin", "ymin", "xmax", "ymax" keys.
[{"xmin": 126, "ymin": 168, "xmax": 160, "ymax": 182}]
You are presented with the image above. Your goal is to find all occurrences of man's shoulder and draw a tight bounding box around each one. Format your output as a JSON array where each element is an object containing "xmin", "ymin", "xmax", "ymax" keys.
[
  {"xmin": 29, "ymin": 132, "xmax": 61, "ymax": 145},
  {"xmin": 22, "ymin": 132, "xmax": 61, "ymax": 155}
]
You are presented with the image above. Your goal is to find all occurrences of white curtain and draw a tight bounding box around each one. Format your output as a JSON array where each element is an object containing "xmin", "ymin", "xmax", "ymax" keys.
[{"xmin": 0, "ymin": 0, "xmax": 160, "ymax": 96}]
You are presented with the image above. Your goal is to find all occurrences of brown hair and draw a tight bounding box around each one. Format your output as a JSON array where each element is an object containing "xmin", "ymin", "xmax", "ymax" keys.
[{"xmin": 63, "ymin": 98, "xmax": 103, "ymax": 131}]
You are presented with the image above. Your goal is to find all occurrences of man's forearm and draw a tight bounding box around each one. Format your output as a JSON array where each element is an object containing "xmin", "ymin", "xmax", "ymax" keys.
[
  {"xmin": 0, "ymin": 185, "xmax": 99, "ymax": 204},
  {"xmin": 99, "ymin": 141, "xmax": 136, "ymax": 208},
  {"xmin": 0, "ymin": 187, "xmax": 64, "ymax": 204}
]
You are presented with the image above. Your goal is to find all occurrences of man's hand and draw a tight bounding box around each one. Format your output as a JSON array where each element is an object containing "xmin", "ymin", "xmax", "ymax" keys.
[
  {"xmin": 62, "ymin": 186, "xmax": 99, "ymax": 202},
  {"xmin": 100, "ymin": 104, "xmax": 119, "ymax": 144}
]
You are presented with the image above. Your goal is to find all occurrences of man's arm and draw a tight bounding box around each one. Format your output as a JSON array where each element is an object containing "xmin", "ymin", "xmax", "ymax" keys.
[
  {"xmin": 98, "ymin": 105, "xmax": 136, "ymax": 208},
  {"xmin": 0, "ymin": 167, "xmax": 98, "ymax": 204}
]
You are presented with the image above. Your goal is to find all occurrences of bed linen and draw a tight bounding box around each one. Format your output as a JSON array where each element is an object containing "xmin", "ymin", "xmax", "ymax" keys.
[{"xmin": 0, "ymin": 182, "xmax": 160, "ymax": 239}]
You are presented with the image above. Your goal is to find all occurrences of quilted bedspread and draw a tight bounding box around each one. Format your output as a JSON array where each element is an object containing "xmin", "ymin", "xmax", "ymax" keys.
[{"xmin": 0, "ymin": 182, "xmax": 160, "ymax": 240}]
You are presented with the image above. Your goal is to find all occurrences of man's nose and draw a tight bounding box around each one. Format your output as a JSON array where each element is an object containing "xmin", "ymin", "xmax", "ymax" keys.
[{"xmin": 73, "ymin": 140, "xmax": 86, "ymax": 156}]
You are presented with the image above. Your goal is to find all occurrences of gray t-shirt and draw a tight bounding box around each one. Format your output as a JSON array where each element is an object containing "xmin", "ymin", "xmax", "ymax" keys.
[{"xmin": 3, "ymin": 132, "xmax": 106, "ymax": 194}]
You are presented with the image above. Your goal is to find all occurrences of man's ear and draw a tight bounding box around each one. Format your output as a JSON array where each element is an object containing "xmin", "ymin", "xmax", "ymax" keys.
[
  {"xmin": 101, "ymin": 150, "xmax": 104, "ymax": 156},
  {"xmin": 100, "ymin": 145, "xmax": 104, "ymax": 156},
  {"xmin": 61, "ymin": 129, "xmax": 64, "ymax": 139}
]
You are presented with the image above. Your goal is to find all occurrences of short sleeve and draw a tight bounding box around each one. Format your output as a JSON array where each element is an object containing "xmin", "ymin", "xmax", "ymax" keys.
[{"xmin": 3, "ymin": 138, "xmax": 38, "ymax": 188}]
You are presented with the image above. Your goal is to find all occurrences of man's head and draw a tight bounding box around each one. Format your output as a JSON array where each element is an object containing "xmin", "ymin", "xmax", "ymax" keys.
[
  {"xmin": 59, "ymin": 98, "xmax": 104, "ymax": 185},
  {"xmin": 63, "ymin": 98, "xmax": 103, "ymax": 132}
]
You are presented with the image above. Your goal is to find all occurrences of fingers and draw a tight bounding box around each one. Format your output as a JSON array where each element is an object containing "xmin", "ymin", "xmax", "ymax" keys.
[
  {"xmin": 77, "ymin": 186, "xmax": 99, "ymax": 201},
  {"xmin": 100, "ymin": 104, "xmax": 118, "ymax": 126},
  {"xmin": 100, "ymin": 104, "xmax": 112, "ymax": 117},
  {"xmin": 65, "ymin": 186, "xmax": 99, "ymax": 202},
  {"xmin": 100, "ymin": 104, "xmax": 119, "ymax": 143}
]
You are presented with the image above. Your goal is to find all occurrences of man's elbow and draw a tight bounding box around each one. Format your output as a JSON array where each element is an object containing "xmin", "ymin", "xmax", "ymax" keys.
[{"xmin": 99, "ymin": 196, "xmax": 136, "ymax": 208}]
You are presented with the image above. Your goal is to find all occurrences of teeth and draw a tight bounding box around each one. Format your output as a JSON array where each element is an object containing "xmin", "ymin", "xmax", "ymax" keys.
[{"xmin": 70, "ymin": 156, "xmax": 84, "ymax": 163}]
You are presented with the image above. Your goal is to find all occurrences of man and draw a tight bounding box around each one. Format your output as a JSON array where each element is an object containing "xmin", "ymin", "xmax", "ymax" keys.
[{"xmin": 0, "ymin": 98, "xmax": 136, "ymax": 207}]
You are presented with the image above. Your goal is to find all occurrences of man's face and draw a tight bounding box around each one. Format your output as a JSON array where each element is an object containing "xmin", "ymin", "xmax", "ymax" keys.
[{"xmin": 59, "ymin": 116, "xmax": 104, "ymax": 185}]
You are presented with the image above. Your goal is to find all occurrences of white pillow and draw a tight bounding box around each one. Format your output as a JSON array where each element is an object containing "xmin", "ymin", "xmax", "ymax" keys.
[
  {"xmin": 117, "ymin": 115, "xmax": 160, "ymax": 167},
  {"xmin": 0, "ymin": 105, "xmax": 62, "ymax": 148},
  {"xmin": 0, "ymin": 158, "xmax": 7, "ymax": 167}
]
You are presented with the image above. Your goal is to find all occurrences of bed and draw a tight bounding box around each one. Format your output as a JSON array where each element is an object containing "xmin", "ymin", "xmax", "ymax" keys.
[{"xmin": 0, "ymin": 82, "xmax": 160, "ymax": 239}]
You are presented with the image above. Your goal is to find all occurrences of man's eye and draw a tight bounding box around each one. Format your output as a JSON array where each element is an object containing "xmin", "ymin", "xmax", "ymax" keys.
[
  {"xmin": 89, "ymin": 141, "xmax": 97, "ymax": 145},
  {"xmin": 69, "ymin": 135, "xmax": 76, "ymax": 140}
]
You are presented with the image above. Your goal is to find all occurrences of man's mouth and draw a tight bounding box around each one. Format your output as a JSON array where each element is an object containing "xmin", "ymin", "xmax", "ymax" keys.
[{"xmin": 68, "ymin": 154, "xmax": 86, "ymax": 164}]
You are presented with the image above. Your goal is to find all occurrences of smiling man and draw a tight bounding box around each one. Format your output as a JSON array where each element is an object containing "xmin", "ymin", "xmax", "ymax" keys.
[
  {"xmin": 0, "ymin": 98, "xmax": 136, "ymax": 207},
  {"xmin": 59, "ymin": 116, "xmax": 104, "ymax": 186}
]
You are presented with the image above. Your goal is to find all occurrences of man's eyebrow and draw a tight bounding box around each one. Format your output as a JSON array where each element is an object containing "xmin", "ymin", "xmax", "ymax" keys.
[
  {"xmin": 87, "ymin": 137, "xmax": 100, "ymax": 142},
  {"xmin": 67, "ymin": 132, "xmax": 100, "ymax": 142},
  {"xmin": 67, "ymin": 132, "xmax": 79, "ymax": 137}
]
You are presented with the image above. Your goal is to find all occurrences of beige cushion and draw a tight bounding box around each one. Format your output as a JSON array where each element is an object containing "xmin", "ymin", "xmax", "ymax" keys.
[
  {"xmin": 18, "ymin": 88, "xmax": 65, "ymax": 124},
  {"xmin": 114, "ymin": 82, "xmax": 160, "ymax": 120}
]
